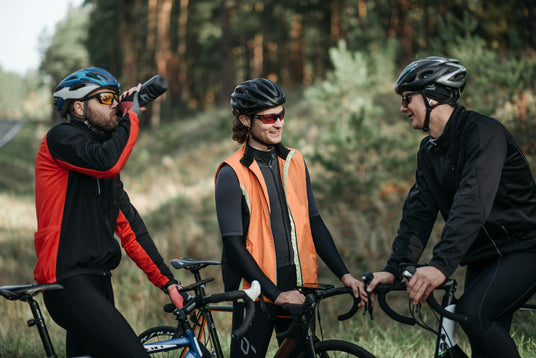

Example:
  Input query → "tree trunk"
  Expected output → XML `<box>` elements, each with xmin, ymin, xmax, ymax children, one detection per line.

<box><xmin>147</xmin><ymin>0</ymin><xmax>157</xmax><ymax>69</ymax></box>
<box><xmin>176</xmin><ymin>0</ymin><xmax>189</xmax><ymax>106</ymax></box>
<box><xmin>117</xmin><ymin>0</ymin><xmax>137</xmax><ymax>86</ymax></box>
<box><xmin>249</xmin><ymin>33</ymin><xmax>264</xmax><ymax>78</ymax></box>
<box><xmin>152</xmin><ymin>0</ymin><xmax>173</xmax><ymax>125</ymax></box>
<box><xmin>219</xmin><ymin>0</ymin><xmax>232</xmax><ymax>106</ymax></box>
<box><xmin>289</xmin><ymin>14</ymin><xmax>304</xmax><ymax>84</ymax></box>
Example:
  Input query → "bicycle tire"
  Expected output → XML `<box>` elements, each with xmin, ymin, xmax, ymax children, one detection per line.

<box><xmin>312</xmin><ymin>339</ymin><xmax>376</xmax><ymax>358</ymax></box>
<box><xmin>138</xmin><ymin>325</ymin><xmax>213</xmax><ymax>357</ymax></box>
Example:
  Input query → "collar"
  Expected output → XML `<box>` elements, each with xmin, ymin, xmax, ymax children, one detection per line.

<box><xmin>240</xmin><ymin>142</ymin><xmax>290</xmax><ymax>167</ymax></box>
<box><xmin>71</xmin><ymin>116</ymin><xmax>111</xmax><ymax>141</ymax></box>
<box><xmin>428</xmin><ymin>105</ymin><xmax>465</xmax><ymax>150</ymax></box>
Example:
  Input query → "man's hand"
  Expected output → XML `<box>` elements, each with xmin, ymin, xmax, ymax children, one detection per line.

<box><xmin>365</xmin><ymin>271</ymin><xmax>395</xmax><ymax>306</ymax></box>
<box><xmin>274</xmin><ymin>290</ymin><xmax>306</xmax><ymax>305</ymax></box>
<box><xmin>119</xmin><ymin>84</ymin><xmax>142</xmax><ymax>116</ymax></box>
<box><xmin>341</xmin><ymin>273</ymin><xmax>368</xmax><ymax>308</ymax></box>
<box><xmin>168</xmin><ymin>284</ymin><xmax>190</xmax><ymax>308</ymax></box>
<box><xmin>406</xmin><ymin>266</ymin><xmax>446</xmax><ymax>305</ymax></box>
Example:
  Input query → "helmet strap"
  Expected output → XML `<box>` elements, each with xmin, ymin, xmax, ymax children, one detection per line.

<box><xmin>83</xmin><ymin>100</ymin><xmax>88</xmax><ymax>121</ymax></box>
<box><xmin>74</xmin><ymin>100</ymin><xmax>99</xmax><ymax>134</ymax></box>
<box><xmin>247</xmin><ymin>118</ymin><xmax>276</xmax><ymax>150</ymax></box>
<box><xmin>249</xmin><ymin>132</ymin><xmax>274</xmax><ymax>151</ymax></box>
<box><xmin>421</xmin><ymin>93</ymin><xmax>441</xmax><ymax>132</ymax></box>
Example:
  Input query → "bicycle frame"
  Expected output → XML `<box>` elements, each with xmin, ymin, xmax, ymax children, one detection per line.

<box><xmin>143</xmin><ymin>328</ymin><xmax>205</xmax><ymax>357</ymax></box>
<box><xmin>273</xmin><ymin>285</ymin><xmax>363</xmax><ymax>357</ymax></box>
<box><xmin>170</xmin><ymin>258</ymin><xmax>231</xmax><ymax>357</ymax></box>
<box><xmin>182</xmin><ymin>303</ymin><xmax>232</xmax><ymax>358</ymax></box>
<box><xmin>433</xmin><ymin>280</ymin><xmax>468</xmax><ymax>358</ymax></box>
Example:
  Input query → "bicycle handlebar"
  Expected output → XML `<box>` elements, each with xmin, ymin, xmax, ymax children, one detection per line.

<box><xmin>276</xmin><ymin>286</ymin><xmax>361</xmax><ymax>341</ymax></box>
<box><xmin>372</xmin><ymin>280</ymin><xmax>467</xmax><ymax>324</ymax></box>
<box><xmin>373</xmin><ymin>282</ymin><xmax>416</xmax><ymax>326</ymax></box>
<box><xmin>199</xmin><ymin>280</ymin><xmax>261</xmax><ymax>339</ymax></box>
<box><xmin>164</xmin><ymin>280</ymin><xmax>261</xmax><ymax>339</ymax></box>
<box><xmin>320</xmin><ymin>286</ymin><xmax>361</xmax><ymax>321</ymax></box>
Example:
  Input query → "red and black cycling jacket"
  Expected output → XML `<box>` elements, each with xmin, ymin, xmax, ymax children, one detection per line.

<box><xmin>34</xmin><ymin>112</ymin><xmax>174</xmax><ymax>290</ymax></box>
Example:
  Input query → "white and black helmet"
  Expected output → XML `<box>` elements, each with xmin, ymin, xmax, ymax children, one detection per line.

<box><xmin>395</xmin><ymin>56</ymin><xmax>466</xmax><ymax>96</ymax></box>
<box><xmin>395</xmin><ymin>57</ymin><xmax>466</xmax><ymax>132</ymax></box>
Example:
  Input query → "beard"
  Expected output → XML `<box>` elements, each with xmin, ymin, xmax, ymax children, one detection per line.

<box><xmin>86</xmin><ymin>105</ymin><xmax>119</xmax><ymax>133</ymax></box>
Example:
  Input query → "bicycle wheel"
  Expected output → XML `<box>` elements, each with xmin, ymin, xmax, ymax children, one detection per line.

<box><xmin>138</xmin><ymin>325</ymin><xmax>212</xmax><ymax>357</ymax></box>
<box><xmin>312</xmin><ymin>339</ymin><xmax>375</xmax><ymax>358</ymax></box>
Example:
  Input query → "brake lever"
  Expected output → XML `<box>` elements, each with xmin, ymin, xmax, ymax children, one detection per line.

<box><xmin>361</xmin><ymin>272</ymin><xmax>374</xmax><ymax>320</ymax></box>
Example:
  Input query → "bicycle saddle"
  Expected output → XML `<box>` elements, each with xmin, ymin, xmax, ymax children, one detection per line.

<box><xmin>0</xmin><ymin>283</ymin><xmax>64</xmax><ymax>301</ymax></box>
<box><xmin>170</xmin><ymin>258</ymin><xmax>221</xmax><ymax>270</ymax></box>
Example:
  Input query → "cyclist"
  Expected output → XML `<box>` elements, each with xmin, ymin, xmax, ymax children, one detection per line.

<box><xmin>366</xmin><ymin>57</ymin><xmax>536</xmax><ymax>358</ymax></box>
<box><xmin>34</xmin><ymin>67</ymin><xmax>187</xmax><ymax>358</ymax></box>
<box><xmin>214</xmin><ymin>78</ymin><xmax>368</xmax><ymax>357</ymax></box>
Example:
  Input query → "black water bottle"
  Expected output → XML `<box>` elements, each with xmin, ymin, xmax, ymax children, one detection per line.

<box><xmin>138</xmin><ymin>75</ymin><xmax>168</xmax><ymax>107</ymax></box>
<box><xmin>117</xmin><ymin>75</ymin><xmax>168</xmax><ymax>116</ymax></box>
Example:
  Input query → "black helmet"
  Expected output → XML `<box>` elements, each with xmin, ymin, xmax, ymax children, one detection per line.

<box><xmin>230</xmin><ymin>78</ymin><xmax>286</xmax><ymax>114</ymax></box>
<box><xmin>394</xmin><ymin>56</ymin><xmax>466</xmax><ymax>95</ymax></box>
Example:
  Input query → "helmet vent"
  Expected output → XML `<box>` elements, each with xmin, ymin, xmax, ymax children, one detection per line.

<box><xmin>70</xmin><ymin>83</ymin><xmax>86</xmax><ymax>91</ymax></box>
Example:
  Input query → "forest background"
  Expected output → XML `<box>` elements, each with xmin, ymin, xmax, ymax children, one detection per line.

<box><xmin>1</xmin><ymin>0</ymin><xmax>536</xmax><ymax>356</ymax></box>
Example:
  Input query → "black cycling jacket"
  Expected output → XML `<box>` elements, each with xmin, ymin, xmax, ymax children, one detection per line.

<box><xmin>385</xmin><ymin>105</ymin><xmax>536</xmax><ymax>279</ymax></box>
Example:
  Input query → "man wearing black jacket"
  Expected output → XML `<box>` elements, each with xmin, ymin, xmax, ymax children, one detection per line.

<box><xmin>366</xmin><ymin>57</ymin><xmax>536</xmax><ymax>358</ymax></box>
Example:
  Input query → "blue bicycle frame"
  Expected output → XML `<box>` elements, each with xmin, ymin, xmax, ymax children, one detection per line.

<box><xmin>143</xmin><ymin>328</ymin><xmax>204</xmax><ymax>357</ymax></box>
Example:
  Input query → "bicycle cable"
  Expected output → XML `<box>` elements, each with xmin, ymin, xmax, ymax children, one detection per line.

<box><xmin>408</xmin><ymin>301</ymin><xmax>438</xmax><ymax>334</ymax></box>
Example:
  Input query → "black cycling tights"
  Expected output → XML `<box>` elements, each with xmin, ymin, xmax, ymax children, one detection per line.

<box><xmin>456</xmin><ymin>251</ymin><xmax>536</xmax><ymax>358</ymax></box>
<box><xmin>43</xmin><ymin>274</ymin><xmax>149</xmax><ymax>358</ymax></box>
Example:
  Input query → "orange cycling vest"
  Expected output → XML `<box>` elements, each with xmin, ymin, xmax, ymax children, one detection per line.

<box><xmin>216</xmin><ymin>144</ymin><xmax>319</xmax><ymax>292</ymax></box>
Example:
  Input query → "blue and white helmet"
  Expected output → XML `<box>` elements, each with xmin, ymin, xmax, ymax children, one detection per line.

<box><xmin>53</xmin><ymin>67</ymin><xmax>120</xmax><ymax>112</ymax></box>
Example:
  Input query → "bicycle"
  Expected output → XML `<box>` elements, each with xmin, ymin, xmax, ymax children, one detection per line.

<box><xmin>271</xmin><ymin>284</ymin><xmax>375</xmax><ymax>357</ymax></box>
<box><xmin>138</xmin><ymin>258</ymin><xmax>233</xmax><ymax>357</ymax></box>
<box><xmin>362</xmin><ymin>265</ymin><xmax>536</xmax><ymax>357</ymax></box>
<box><xmin>140</xmin><ymin>276</ymin><xmax>260</xmax><ymax>357</ymax></box>
<box><xmin>139</xmin><ymin>258</ymin><xmax>375</xmax><ymax>357</ymax></box>
<box><xmin>0</xmin><ymin>278</ymin><xmax>259</xmax><ymax>358</ymax></box>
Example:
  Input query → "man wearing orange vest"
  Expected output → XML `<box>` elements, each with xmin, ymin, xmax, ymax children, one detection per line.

<box><xmin>215</xmin><ymin>78</ymin><xmax>367</xmax><ymax>357</ymax></box>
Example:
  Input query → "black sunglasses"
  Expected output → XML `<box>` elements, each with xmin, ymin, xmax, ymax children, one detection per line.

<box><xmin>401</xmin><ymin>91</ymin><xmax>421</xmax><ymax>107</ymax></box>
<box><xmin>249</xmin><ymin>108</ymin><xmax>285</xmax><ymax>124</ymax></box>
<box><xmin>83</xmin><ymin>92</ymin><xmax>119</xmax><ymax>106</ymax></box>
